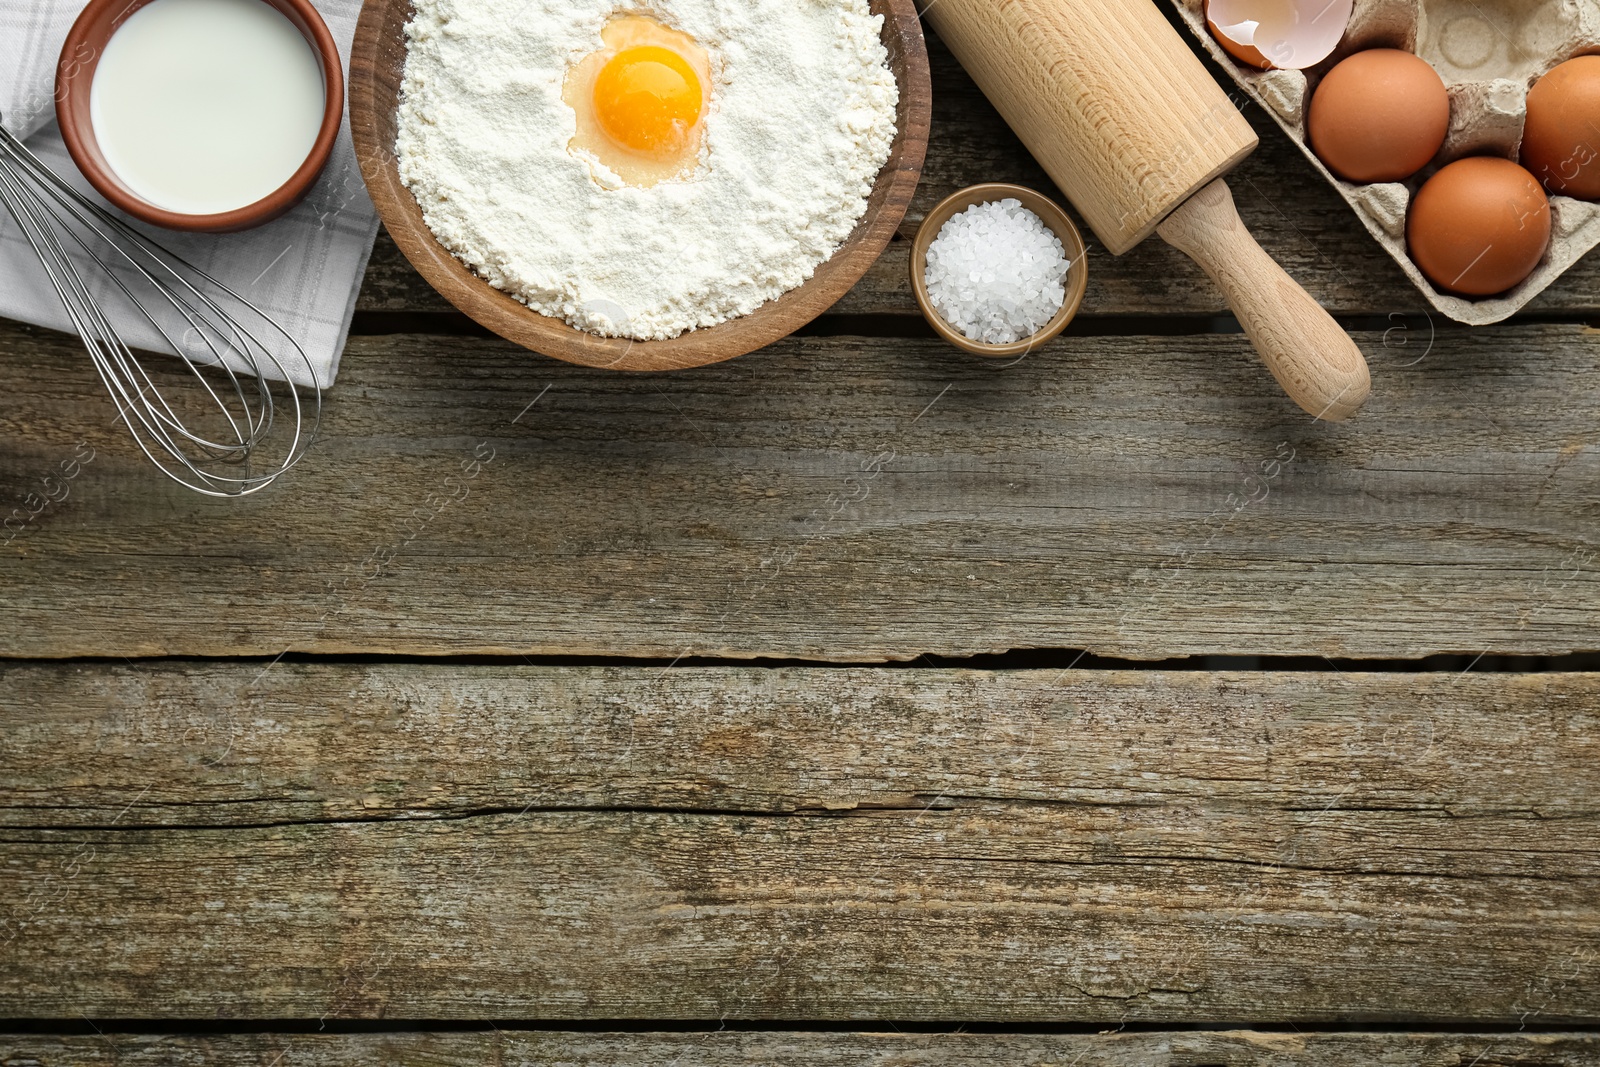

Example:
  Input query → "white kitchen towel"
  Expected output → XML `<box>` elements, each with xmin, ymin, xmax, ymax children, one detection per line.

<box><xmin>0</xmin><ymin>0</ymin><xmax>377</xmax><ymax>387</ymax></box>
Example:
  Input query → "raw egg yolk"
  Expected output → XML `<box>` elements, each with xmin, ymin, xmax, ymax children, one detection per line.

<box><xmin>592</xmin><ymin>46</ymin><xmax>703</xmax><ymax>156</ymax></box>
<box><xmin>562</xmin><ymin>15</ymin><xmax>711</xmax><ymax>188</ymax></box>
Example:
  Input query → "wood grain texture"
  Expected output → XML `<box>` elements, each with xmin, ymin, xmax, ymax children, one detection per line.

<box><xmin>348</xmin><ymin>0</ymin><xmax>930</xmax><ymax>371</ymax></box>
<box><xmin>6</xmin><ymin>1032</ymin><xmax>1600</xmax><ymax>1066</ymax></box>
<box><xmin>2</xmin><ymin>319</ymin><xmax>1597</xmax><ymax>662</ymax></box>
<box><xmin>351</xmin><ymin>30</ymin><xmax>1600</xmax><ymax>318</ymax></box>
<box><xmin>919</xmin><ymin>0</ymin><xmax>1257</xmax><ymax>254</ymax></box>
<box><xmin>1157</xmin><ymin>179</ymin><xmax>1370</xmax><ymax>420</ymax></box>
<box><xmin>2</xmin><ymin>664</ymin><xmax>1597</xmax><ymax>1021</ymax></box>
<box><xmin>6</xmin><ymin>663</ymin><xmax>1599</xmax><ymax>827</ymax></box>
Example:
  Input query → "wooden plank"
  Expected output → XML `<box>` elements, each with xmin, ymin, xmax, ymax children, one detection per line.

<box><xmin>6</xmin><ymin>1032</ymin><xmax>1600</xmax><ymax>1066</ymax></box>
<box><xmin>353</xmin><ymin>30</ymin><xmax>1600</xmax><ymax>318</ymax></box>
<box><xmin>5</xmin><ymin>663</ymin><xmax>1600</xmax><ymax>826</ymax></box>
<box><xmin>2</xmin><ymin>320</ymin><xmax>1597</xmax><ymax>661</ymax></box>
<box><xmin>3</xmin><ymin>665</ymin><xmax>1597</xmax><ymax>1021</ymax></box>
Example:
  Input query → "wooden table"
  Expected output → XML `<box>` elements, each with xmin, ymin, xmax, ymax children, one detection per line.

<box><xmin>4</xmin><ymin>25</ymin><xmax>1599</xmax><ymax>1066</ymax></box>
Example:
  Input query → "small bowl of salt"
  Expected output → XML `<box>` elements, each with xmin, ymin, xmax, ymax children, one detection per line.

<box><xmin>911</xmin><ymin>183</ymin><xmax>1088</xmax><ymax>358</ymax></box>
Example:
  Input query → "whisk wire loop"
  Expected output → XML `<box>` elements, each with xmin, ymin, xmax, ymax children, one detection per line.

<box><xmin>0</xmin><ymin>116</ymin><xmax>320</xmax><ymax>496</ymax></box>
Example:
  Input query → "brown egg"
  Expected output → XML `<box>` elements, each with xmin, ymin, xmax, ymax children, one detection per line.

<box><xmin>1408</xmin><ymin>157</ymin><xmax>1551</xmax><ymax>297</ymax></box>
<box><xmin>1204</xmin><ymin>0</ymin><xmax>1272</xmax><ymax>70</ymax></box>
<box><xmin>1522</xmin><ymin>56</ymin><xmax>1600</xmax><ymax>201</ymax></box>
<box><xmin>1309</xmin><ymin>50</ymin><xmax>1451</xmax><ymax>183</ymax></box>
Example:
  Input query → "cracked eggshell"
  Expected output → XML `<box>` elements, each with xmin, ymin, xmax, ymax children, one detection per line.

<box><xmin>1204</xmin><ymin>0</ymin><xmax>1274</xmax><ymax>68</ymax></box>
<box><xmin>1206</xmin><ymin>0</ymin><xmax>1355</xmax><ymax>70</ymax></box>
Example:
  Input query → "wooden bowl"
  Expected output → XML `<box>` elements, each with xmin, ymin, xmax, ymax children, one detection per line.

<box><xmin>56</xmin><ymin>0</ymin><xmax>344</xmax><ymax>234</ymax></box>
<box><xmin>349</xmin><ymin>0</ymin><xmax>930</xmax><ymax>372</ymax></box>
<box><xmin>910</xmin><ymin>183</ymin><xmax>1090</xmax><ymax>359</ymax></box>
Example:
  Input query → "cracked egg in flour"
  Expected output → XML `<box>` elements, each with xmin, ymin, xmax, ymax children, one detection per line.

<box><xmin>395</xmin><ymin>0</ymin><xmax>898</xmax><ymax>341</ymax></box>
<box><xmin>563</xmin><ymin>15</ymin><xmax>712</xmax><ymax>188</ymax></box>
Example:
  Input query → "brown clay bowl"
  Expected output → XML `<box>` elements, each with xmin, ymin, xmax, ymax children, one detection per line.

<box><xmin>56</xmin><ymin>0</ymin><xmax>345</xmax><ymax>234</ymax></box>
<box><xmin>910</xmin><ymin>183</ymin><xmax>1090</xmax><ymax>359</ymax></box>
<box><xmin>349</xmin><ymin>0</ymin><xmax>930</xmax><ymax>372</ymax></box>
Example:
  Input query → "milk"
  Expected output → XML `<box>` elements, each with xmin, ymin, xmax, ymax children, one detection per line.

<box><xmin>90</xmin><ymin>0</ymin><xmax>326</xmax><ymax>216</ymax></box>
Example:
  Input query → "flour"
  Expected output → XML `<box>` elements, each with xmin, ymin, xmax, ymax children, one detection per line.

<box><xmin>396</xmin><ymin>0</ymin><xmax>899</xmax><ymax>340</ymax></box>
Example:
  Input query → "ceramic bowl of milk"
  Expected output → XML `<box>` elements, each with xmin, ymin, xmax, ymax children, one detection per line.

<box><xmin>56</xmin><ymin>0</ymin><xmax>344</xmax><ymax>233</ymax></box>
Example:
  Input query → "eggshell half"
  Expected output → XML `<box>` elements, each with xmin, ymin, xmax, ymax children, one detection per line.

<box><xmin>1204</xmin><ymin>0</ymin><xmax>1272</xmax><ymax>69</ymax></box>
<box><xmin>1205</xmin><ymin>0</ymin><xmax>1354</xmax><ymax>71</ymax></box>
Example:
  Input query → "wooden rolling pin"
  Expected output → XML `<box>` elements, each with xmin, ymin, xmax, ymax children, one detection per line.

<box><xmin>922</xmin><ymin>0</ymin><xmax>1371</xmax><ymax>420</ymax></box>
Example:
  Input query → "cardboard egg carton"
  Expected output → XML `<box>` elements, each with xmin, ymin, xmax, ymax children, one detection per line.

<box><xmin>1169</xmin><ymin>0</ymin><xmax>1600</xmax><ymax>324</ymax></box>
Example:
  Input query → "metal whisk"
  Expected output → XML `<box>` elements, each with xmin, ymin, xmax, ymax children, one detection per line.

<box><xmin>0</xmin><ymin>116</ymin><xmax>319</xmax><ymax>497</ymax></box>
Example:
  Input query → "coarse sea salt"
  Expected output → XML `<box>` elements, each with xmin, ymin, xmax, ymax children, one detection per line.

<box><xmin>924</xmin><ymin>199</ymin><xmax>1071</xmax><ymax>345</ymax></box>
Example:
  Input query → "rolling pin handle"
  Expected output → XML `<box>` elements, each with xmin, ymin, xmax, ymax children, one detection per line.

<box><xmin>1157</xmin><ymin>179</ymin><xmax>1371</xmax><ymax>422</ymax></box>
